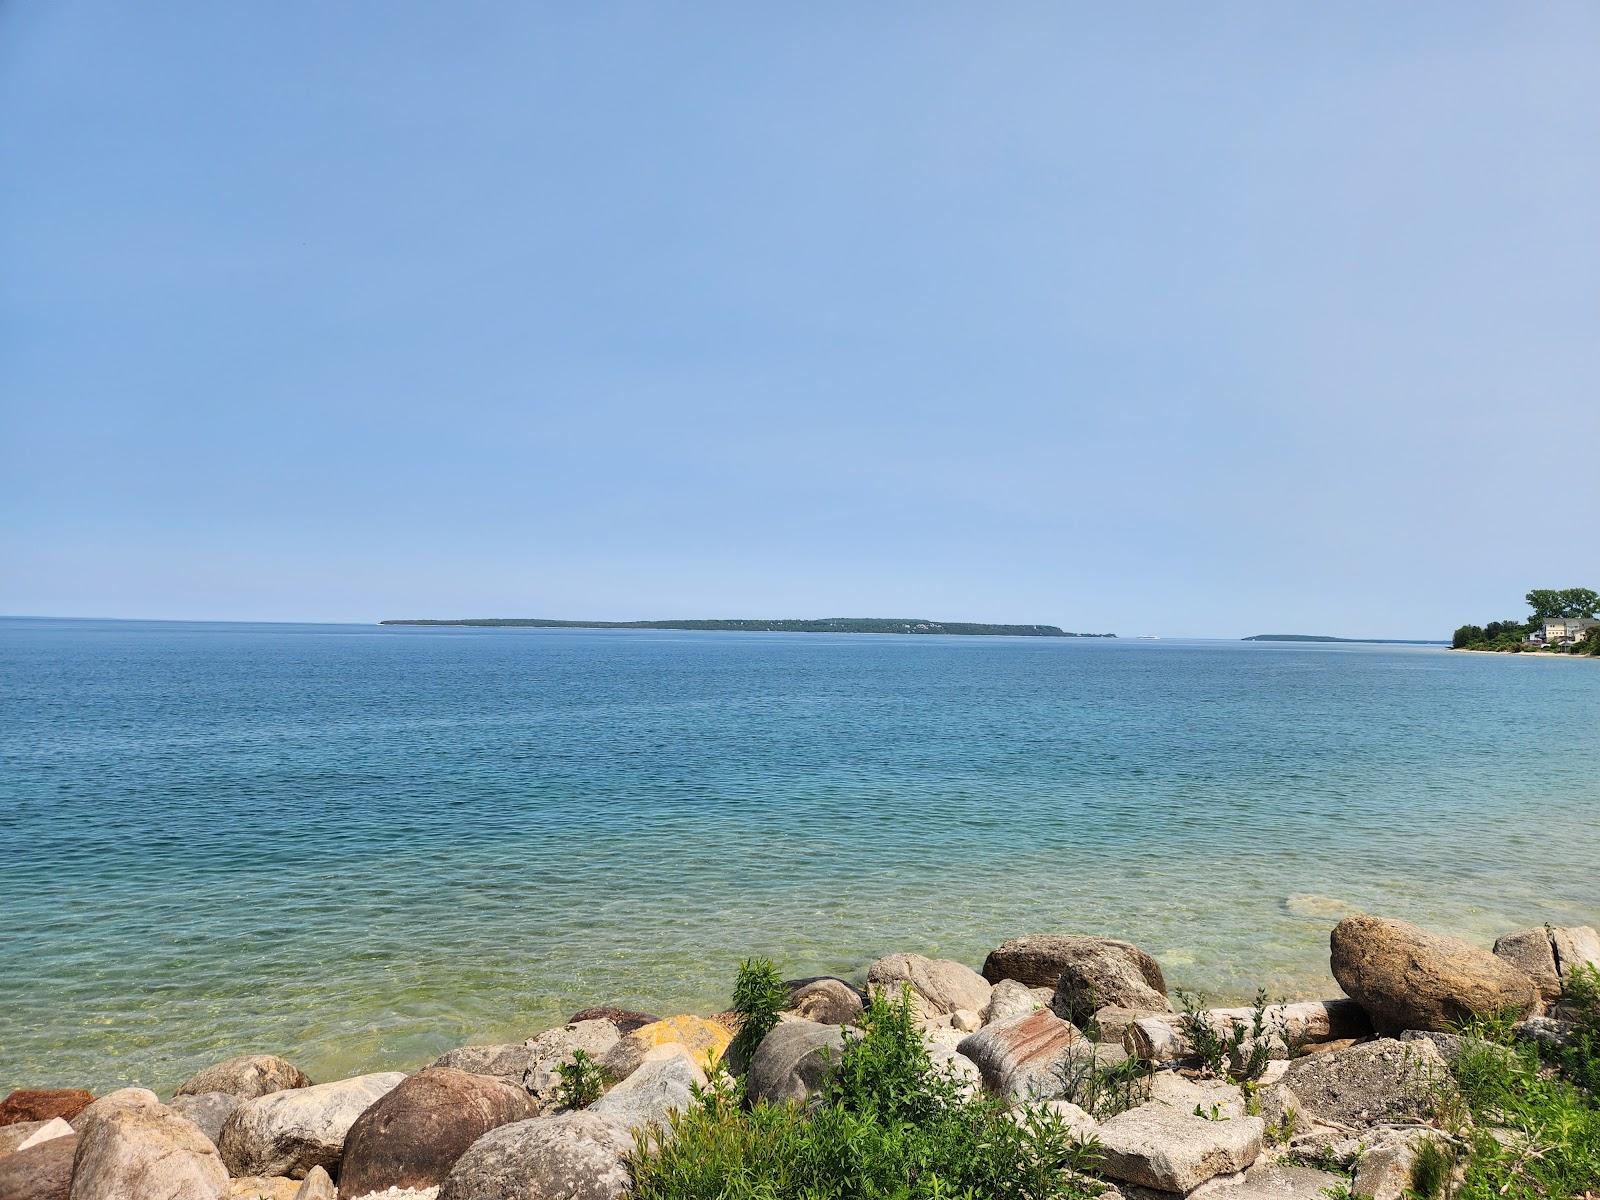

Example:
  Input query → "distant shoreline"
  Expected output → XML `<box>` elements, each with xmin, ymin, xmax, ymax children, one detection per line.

<box><xmin>379</xmin><ymin>617</ymin><xmax>1116</xmax><ymax>638</ymax></box>
<box><xmin>1242</xmin><ymin>633</ymin><xmax>1447</xmax><ymax>645</ymax></box>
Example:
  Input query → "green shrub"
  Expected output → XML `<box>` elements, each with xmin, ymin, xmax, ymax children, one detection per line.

<box><xmin>631</xmin><ymin>986</ymin><xmax>1104</xmax><ymax>1200</ymax></box>
<box><xmin>555</xmin><ymin>1048</ymin><xmax>605</xmax><ymax>1109</ymax></box>
<box><xmin>1429</xmin><ymin>1011</ymin><xmax>1600</xmax><ymax>1200</ymax></box>
<box><xmin>730</xmin><ymin>956</ymin><xmax>790</xmax><ymax>1064</ymax></box>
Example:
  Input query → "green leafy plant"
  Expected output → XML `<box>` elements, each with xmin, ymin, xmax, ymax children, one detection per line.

<box><xmin>555</xmin><ymin>1048</ymin><xmax>605</xmax><ymax>1110</ymax></box>
<box><xmin>1055</xmin><ymin>1050</ymin><xmax>1152</xmax><ymax>1118</ymax></box>
<box><xmin>631</xmin><ymin>984</ymin><xmax>1105</xmax><ymax>1200</ymax></box>
<box><xmin>1193</xmin><ymin>1102</ymin><xmax>1228</xmax><ymax>1121</ymax></box>
<box><xmin>1177</xmin><ymin>989</ymin><xmax>1228</xmax><ymax>1077</ymax></box>
<box><xmin>730</xmin><ymin>956</ymin><xmax>790</xmax><ymax>1064</ymax></box>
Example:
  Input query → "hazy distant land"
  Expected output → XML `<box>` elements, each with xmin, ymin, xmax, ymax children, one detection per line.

<box><xmin>381</xmin><ymin>617</ymin><xmax>1115</xmax><ymax>637</ymax></box>
<box><xmin>1243</xmin><ymin>633</ymin><xmax>1448</xmax><ymax>645</ymax></box>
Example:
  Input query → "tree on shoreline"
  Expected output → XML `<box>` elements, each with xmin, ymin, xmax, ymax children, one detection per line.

<box><xmin>1525</xmin><ymin>587</ymin><xmax>1600</xmax><ymax>620</ymax></box>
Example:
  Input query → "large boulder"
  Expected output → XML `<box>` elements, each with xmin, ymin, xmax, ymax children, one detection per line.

<box><xmin>70</xmin><ymin>1089</ymin><xmax>159</xmax><ymax>1139</ymax></box>
<box><xmin>1552</xmin><ymin>925</ymin><xmax>1600</xmax><ymax>985</ymax></box>
<box><xmin>1095</xmin><ymin>1103</ymin><xmax>1263</xmax><ymax>1193</ymax></box>
<box><xmin>218</xmin><ymin>1071</ymin><xmax>405</xmax><ymax>1179</ymax></box>
<box><xmin>168</xmin><ymin>1092</ymin><xmax>240</xmax><ymax>1150</ymax></box>
<box><xmin>1499</xmin><ymin>925</ymin><xmax>1600</xmax><ymax>1003</ymax></box>
<box><xmin>983</xmin><ymin>936</ymin><xmax>1169</xmax><ymax>1022</ymax></box>
<box><xmin>521</xmin><ymin>1020</ymin><xmax>625</xmax><ymax>1105</ymax></box>
<box><xmin>866</xmin><ymin>953</ymin><xmax>992</xmax><ymax>1019</ymax></box>
<box><xmin>1</xmin><ymin>1091</ymin><xmax>94</xmax><ymax>1128</ymax></box>
<box><xmin>598</xmin><ymin>1016</ymin><xmax>730</xmax><ymax>1084</ymax></box>
<box><xmin>785</xmin><ymin>978</ymin><xmax>865</xmax><ymax>1026</ymax></box>
<box><xmin>956</xmin><ymin>1008</ymin><xmax>1088</xmax><ymax>1102</ymax></box>
<box><xmin>337</xmin><ymin>1066</ymin><xmax>535</xmax><ymax>1198</ymax></box>
<box><xmin>431</xmin><ymin>1043</ymin><xmax>542</xmax><ymax>1087</ymax></box>
<box><xmin>0</xmin><ymin>1133</ymin><xmax>77</xmax><ymax>1200</ymax></box>
<box><xmin>1331</xmin><ymin>914</ymin><xmax>1539</xmax><ymax>1033</ymax></box>
<box><xmin>1279</xmin><ymin>1038</ymin><xmax>1446</xmax><ymax>1127</ymax></box>
<box><xmin>746</xmin><ymin>1020</ymin><xmax>846</xmax><ymax>1106</ymax></box>
<box><xmin>1493</xmin><ymin>928</ymin><xmax>1563</xmax><ymax>1001</ymax></box>
<box><xmin>590</xmin><ymin>1049</ymin><xmax>706</xmax><ymax>1132</ymax></box>
<box><xmin>569</xmin><ymin>1007</ymin><xmax>660</xmax><ymax>1035</ymax></box>
<box><xmin>438</xmin><ymin>1111</ymin><xmax>633</xmax><ymax>1200</ymax></box>
<box><xmin>175</xmin><ymin>1054</ymin><xmax>312</xmax><ymax>1100</ymax></box>
<box><xmin>69</xmin><ymin>1101</ymin><xmax>227</xmax><ymax>1200</ymax></box>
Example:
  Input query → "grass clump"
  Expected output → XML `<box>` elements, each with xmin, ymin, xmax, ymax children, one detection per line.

<box><xmin>1428</xmin><ymin>1005</ymin><xmax>1600</xmax><ymax>1200</ymax></box>
<box><xmin>1056</xmin><ymin>1051</ymin><xmax>1153</xmax><ymax>1119</ymax></box>
<box><xmin>555</xmin><ymin>1048</ymin><xmax>605</xmax><ymax>1109</ymax></box>
<box><xmin>730</xmin><ymin>956</ymin><xmax>790</xmax><ymax>1064</ymax></box>
<box><xmin>631</xmin><ymin>984</ymin><xmax>1105</xmax><ymax>1200</ymax></box>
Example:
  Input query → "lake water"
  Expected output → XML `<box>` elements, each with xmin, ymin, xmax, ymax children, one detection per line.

<box><xmin>2</xmin><ymin>617</ymin><xmax>1598</xmax><ymax>1094</ymax></box>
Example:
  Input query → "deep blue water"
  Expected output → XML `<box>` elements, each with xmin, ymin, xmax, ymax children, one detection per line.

<box><xmin>2</xmin><ymin>617</ymin><xmax>1597</xmax><ymax>1093</ymax></box>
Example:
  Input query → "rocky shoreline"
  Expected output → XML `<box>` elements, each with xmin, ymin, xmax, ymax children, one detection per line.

<box><xmin>1</xmin><ymin>913</ymin><xmax>1596</xmax><ymax>1200</ymax></box>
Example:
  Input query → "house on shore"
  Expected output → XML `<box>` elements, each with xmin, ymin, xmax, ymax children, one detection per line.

<box><xmin>1542</xmin><ymin>616</ymin><xmax>1600</xmax><ymax>644</ymax></box>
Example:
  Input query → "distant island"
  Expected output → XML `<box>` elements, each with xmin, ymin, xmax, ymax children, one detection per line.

<box><xmin>381</xmin><ymin>617</ymin><xmax>1116</xmax><ymax>637</ymax></box>
<box><xmin>1242</xmin><ymin>634</ymin><xmax>1447</xmax><ymax>645</ymax></box>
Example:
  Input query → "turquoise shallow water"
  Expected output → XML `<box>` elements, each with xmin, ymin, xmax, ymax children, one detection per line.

<box><xmin>2</xmin><ymin>617</ymin><xmax>1598</xmax><ymax>1094</ymax></box>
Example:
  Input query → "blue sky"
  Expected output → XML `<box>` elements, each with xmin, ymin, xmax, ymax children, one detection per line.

<box><xmin>2</xmin><ymin>3</ymin><xmax>1596</xmax><ymax>637</ymax></box>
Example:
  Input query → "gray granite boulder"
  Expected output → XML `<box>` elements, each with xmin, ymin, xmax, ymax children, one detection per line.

<box><xmin>175</xmin><ymin>1054</ymin><xmax>312</xmax><ymax>1100</ymax></box>
<box><xmin>69</xmin><ymin>1100</ymin><xmax>227</xmax><ymax>1200</ymax></box>
<box><xmin>747</xmin><ymin>1020</ymin><xmax>846</xmax><ymax>1106</ymax></box>
<box><xmin>866</xmin><ymin>953</ymin><xmax>991</xmax><ymax>1019</ymax></box>
<box><xmin>338</xmin><ymin>1066</ymin><xmax>535</xmax><ymax>1197</ymax></box>
<box><xmin>590</xmin><ymin>1049</ymin><xmax>705</xmax><ymax>1133</ymax></box>
<box><xmin>1279</xmin><ymin>1038</ymin><xmax>1446</xmax><ymax>1127</ymax></box>
<box><xmin>1331</xmin><ymin>913</ymin><xmax>1538</xmax><ymax>1033</ymax></box>
<box><xmin>438</xmin><ymin>1111</ymin><xmax>633</xmax><ymax>1200</ymax></box>
<box><xmin>168</xmin><ymin>1091</ymin><xmax>239</xmax><ymax>1150</ymax></box>
<box><xmin>219</xmin><ymin>1070</ymin><xmax>405</xmax><ymax>1179</ymax></box>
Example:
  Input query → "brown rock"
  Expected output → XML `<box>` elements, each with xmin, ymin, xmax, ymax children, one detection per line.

<box><xmin>175</xmin><ymin>1054</ymin><xmax>312</xmax><ymax>1100</ymax></box>
<box><xmin>224</xmin><ymin>1177</ymin><xmax>300</xmax><ymax>1200</ymax></box>
<box><xmin>785</xmin><ymin>978</ymin><xmax>864</xmax><ymax>1025</ymax></box>
<box><xmin>1331</xmin><ymin>913</ymin><xmax>1539</xmax><ymax>1034</ymax></box>
<box><xmin>338</xmin><ymin>1066</ymin><xmax>535</xmax><ymax>1197</ymax></box>
<box><xmin>568</xmin><ymin>1007</ymin><xmax>660</xmax><ymax>1034</ymax></box>
<box><xmin>0</xmin><ymin>1091</ymin><xmax>93</xmax><ymax>1128</ymax></box>
<box><xmin>0</xmin><ymin>1133</ymin><xmax>76</xmax><ymax>1200</ymax></box>
<box><xmin>981</xmin><ymin>936</ymin><xmax>1169</xmax><ymax>1023</ymax></box>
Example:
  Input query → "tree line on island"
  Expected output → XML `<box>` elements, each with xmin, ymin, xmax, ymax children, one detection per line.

<box><xmin>1453</xmin><ymin>586</ymin><xmax>1600</xmax><ymax>655</ymax></box>
<box><xmin>380</xmin><ymin>617</ymin><xmax>1117</xmax><ymax>638</ymax></box>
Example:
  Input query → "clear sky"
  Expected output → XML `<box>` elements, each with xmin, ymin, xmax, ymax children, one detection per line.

<box><xmin>2</xmin><ymin>3</ymin><xmax>1596</xmax><ymax>637</ymax></box>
